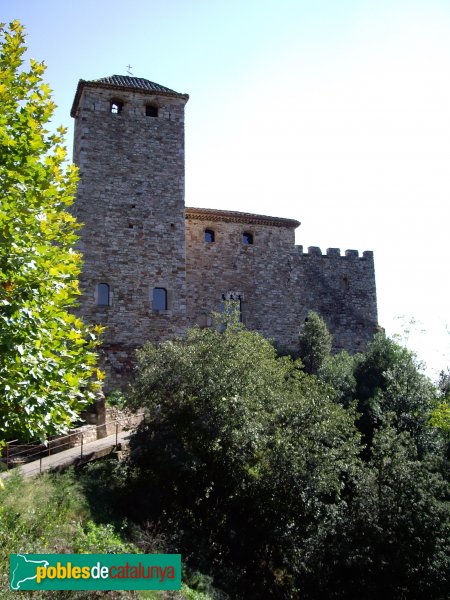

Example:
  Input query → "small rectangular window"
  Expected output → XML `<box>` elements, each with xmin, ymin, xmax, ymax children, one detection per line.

<box><xmin>110</xmin><ymin>100</ymin><xmax>123</xmax><ymax>114</ymax></box>
<box><xmin>153</xmin><ymin>287</ymin><xmax>167</xmax><ymax>311</ymax></box>
<box><xmin>146</xmin><ymin>105</ymin><xmax>158</xmax><ymax>117</ymax></box>
<box><xmin>204</xmin><ymin>229</ymin><xmax>215</xmax><ymax>243</ymax></box>
<box><xmin>97</xmin><ymin>283</ymin><xmax>110</xmax><ymax>306</ymax></box>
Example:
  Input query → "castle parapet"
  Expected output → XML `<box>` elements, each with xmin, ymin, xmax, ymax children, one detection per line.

<box><xmin>296</xmin><ymin>246</ymin><xmax>374</xmax><ymax>260</ymax></box>
<box><xmin>292</xmin><ymin>244</ymin><xmax>378</xmax><ymax>354</ymax></box>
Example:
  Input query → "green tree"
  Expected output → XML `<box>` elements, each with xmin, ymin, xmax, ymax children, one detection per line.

<box><xmin>353</xmin><ymin>333</ymin><xmax>439</xmax><ymax>452</ymax></box>
<box><xmin>427</xmin><ymin>369</ymin><xmax>450</xmax><ymax>437</ymax></box>
<box><xmin>312</xmin><ymin>420</ymin><xmax>450</xmax><ymax>600</ymax></box>
<box><xmin>318</xmin><ymin>350</ymin><xmax>357</xmax><ymax>406</ymax></box>
<box><xmin>125</xmin><ymin>315</ymin><xmax>450</xmax><ymax>599</ymax></box>
<box><xmin>0</xmin><ymin>21</ymin><xmax>101</xmax><ymax>443</ymax></box>
<box><xmin>438</xmin><ymin>368</ymin><xmax>450</xmax><ymax>397</ymax></box>
<box><xmin>128</xmin><ymin>313</ymin><xmax>362</xmax><ymax>598</ymax></box>
<box><xmin>298</xmin><ymin>310</ymin><xmax>332</xmax><ymax>374</ymax></box>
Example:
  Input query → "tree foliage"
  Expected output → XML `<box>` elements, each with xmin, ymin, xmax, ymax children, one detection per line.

<box><xmin>126</xmin><ymin>313</ymin><xmax>449</xmax><ymax>598</ymax></box>
<box><xmin>298</xmin><ymin>310</ymin><xmax>332</xmax><ymax>374</ymax></box>
<box><xmin>432</xmin><ymin>370</ymin><xmax>450</xmax><ymax>433</ymax></box>
<box><xmin>0</xmin><ymin>21</ymin><xmax>101</xmax><ymax>443</ymax></box>
<box><xmin>308</xmin><ymin>419</ymin><xmax>449</xmax><ymax>600</ymax></box>
<box><xmin>128</xmin><ymin>312</ymin><xmax>362</xmax><ymax>597</ymax></box>
<box><xmin>353</xmin><ymin>332</ymin><xmax>440</xmax><ymax>453</ymax></box>
<box><xmin>318</xmin><ymin>350</ymin><xmax>356</xmax><ymax>406</ymax></box>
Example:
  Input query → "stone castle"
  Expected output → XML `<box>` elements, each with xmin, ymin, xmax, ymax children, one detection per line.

<box><xmin>70</xmin><ymin>75</ymin><xmax>378</xmax><ymax>387</ymax></box>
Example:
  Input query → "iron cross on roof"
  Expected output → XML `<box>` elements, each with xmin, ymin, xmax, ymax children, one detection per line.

<box><xmin>126</xmin><ymin>64</ymin><xmax>133</xmax><ymax>75</ymax></box>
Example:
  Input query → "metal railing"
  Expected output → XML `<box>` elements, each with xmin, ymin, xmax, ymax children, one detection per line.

<box><xmin>1</xmin><ymin>411</ymin><xmax>145</xmax><ymax>474</ymax></box>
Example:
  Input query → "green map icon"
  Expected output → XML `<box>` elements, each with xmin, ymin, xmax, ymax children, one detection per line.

<box><xmin>10</xmin><ymin>554</ymin><xmax>49</xmax><ymax>590</ymax></box>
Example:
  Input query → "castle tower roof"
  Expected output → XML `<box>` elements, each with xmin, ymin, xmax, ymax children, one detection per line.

<box><xmin>186</xmin><ymin>207</ymin><xmax>300</xmax><ymax>229</ymax></box>
<box><xmin>70</xmin><ymin>75</ymin><xmax>189</xmax><ymax>117</ymax></box>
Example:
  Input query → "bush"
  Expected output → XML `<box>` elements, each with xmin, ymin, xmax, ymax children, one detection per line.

<box><xmin>127</xmin><ymin>316</ymin><xmax>362</xmax><ymax>597</ymax></box>
<box><xmin>0</xmin><ymin>470</ymin><xmax>134</xmax><ymax>594</ymax></box>
<box><xmin>298</xmin><ymin>311</ymin><xmax>332</xmax><ymax>374</ymax></box>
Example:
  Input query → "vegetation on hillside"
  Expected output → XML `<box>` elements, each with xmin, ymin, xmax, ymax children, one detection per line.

<box><xmin>0</xmin><ymin>470</ymin><xmax>215</xmax><ymax>599</ymax></box>
<box><xmin>1</xmin><ymin>304</ymin><xmax>448</xmax><ymax>600</ymax></box>
<box><xmin>119</xmin><ymin>308</ymin><xmax>449</xmax><ymax>599</ymax></box>
<box><xmin>0</xmin><ymin>20</ymin><xmax>102</xmax><ymax>444</ymax></box>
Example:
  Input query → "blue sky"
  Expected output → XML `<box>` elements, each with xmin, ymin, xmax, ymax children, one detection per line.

<box><xmin>3</xmin><ymin>0</ymin><xmax>450</xmax><ymax>374</ymax></box>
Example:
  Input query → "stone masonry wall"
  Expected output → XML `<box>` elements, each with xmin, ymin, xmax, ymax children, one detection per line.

<box><xmin>186</xmin><ymin>218</ymin><xmax>378</xmax><ymax>354</ymax></box>
<box><xmin>72</xmin><ymin>84</ymin><xmax>188</xmax><ymax>386</ymax></box>
<box><xmin>291</xmin><ymin>246</ymin><xmax>378</xmax><ymax>353</ymax></box>
<box><xmin>186</xmin><ymin>216</ymin><xmax>296</xmax><ymax>347</ymax></box>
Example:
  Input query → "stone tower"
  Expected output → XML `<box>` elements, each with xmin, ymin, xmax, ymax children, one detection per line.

<box><xmin>71</xmin><ymin>75</ymin><xmax>189</xmax><ymax>381</ymax></box>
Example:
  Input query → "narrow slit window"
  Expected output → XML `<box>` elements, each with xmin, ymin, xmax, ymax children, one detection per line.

<box><xmin>243</xmin><ymin>231</ymin><xmax>253</xmax><ymax>245</ymax></box>
<box><xmin>146</xmin><ymin>104</ymin><xmax>158</xmax><ymax>117</ymax></box>
<box><xmin>153</xmin><ymin>287</ymin><xmax>167</xmax><ymax>311</ymax></box>
<box><xmin>230</xmin><ymin>294</ymin><xmax>243</xmax><ymax>322</ymax></box>
<box><xmin>204</xmin><ymin>229</ymin><xmax>215</xmax><ymax>243</ymax></box>
<box><xmin>97</xmin><ymin>283</ymin><xmax>110</xmax><ymax>306</ymax></box>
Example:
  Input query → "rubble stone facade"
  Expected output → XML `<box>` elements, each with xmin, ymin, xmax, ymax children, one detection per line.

<box><xmin>71</xmin><ymin>76</ymin><xmax>378</xmax><ymax>388</ymax></box>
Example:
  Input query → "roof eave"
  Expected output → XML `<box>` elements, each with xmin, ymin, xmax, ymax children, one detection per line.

<box><xmin>185</xmin><ymin>207</ymin><xmax>300</xmax><ymax>229</ymax></box>
<box><xmin>70</xmin><ymin>79</ymin><xmax>189</xmax><ymax>117</ymax></box>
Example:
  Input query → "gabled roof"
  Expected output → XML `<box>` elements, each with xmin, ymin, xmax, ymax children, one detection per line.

<box><xmin>186</xmin><ymin>207</ymin><xmax>300</xmax><ymax>229</ymax></box>
<box><xmin>92</xmin><ymin>75</ymin><xmax>183</xmax><ymax>94</ymax></box>
<box><xmin>71</xmin><ymin>75</ymin><xmax>189</xmax><ymax>116</ymax></box>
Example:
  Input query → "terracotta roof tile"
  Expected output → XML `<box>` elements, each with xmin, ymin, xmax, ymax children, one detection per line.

<box><xmin>71</xmin><ymin>75</ymin><xmax>188</xmax><ymax>116</ymax></box>
<box><xmin>93</xmin><ymin>75</ymin><xmax>181</xmax><ymax>94</ymax></box>
<box><xmin>185</xmin><ymin>207</ymin><xmax>300</xmax><ymax>228</ymax></box>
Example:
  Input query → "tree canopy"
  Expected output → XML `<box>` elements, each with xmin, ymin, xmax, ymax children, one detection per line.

<box><xmin>126</xmin><ymin>312</ymin><xmax>449</xmax><ymax>598</ymax></box>
<box><xmin>298</xmin><ymin>310</ymin><xmax>332</xmax><ymax>374</ymax></box>
<box><xmin>0</xmin><ymin>21</ymin><xmax>101</xmax><ymax>443</ymax></box>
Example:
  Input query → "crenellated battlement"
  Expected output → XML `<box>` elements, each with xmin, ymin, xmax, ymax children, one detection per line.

<box><xmin>295</xmin><ymin>246</ymin><xmax>374</xmax><ymax>260</ymax></box>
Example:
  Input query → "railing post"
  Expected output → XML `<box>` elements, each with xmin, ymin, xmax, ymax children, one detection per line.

<box><xmin>6</xmin><ymin>442</ymin><xmax>9</xmax><ymax>470</ymax></box>
<box><xmin>115</xmin><ymin>423</ymin><xmax>118</xmax><ymax>446</ymax></box>
<box><xmin>80</xmin><ymin>433</ymin><xmax>83</xmax><ymax>458</ymax></box>
<box><xmin>40</xmin><ymin>457</ymin><xmax>42</xmax><ymax>474</ymax></box>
